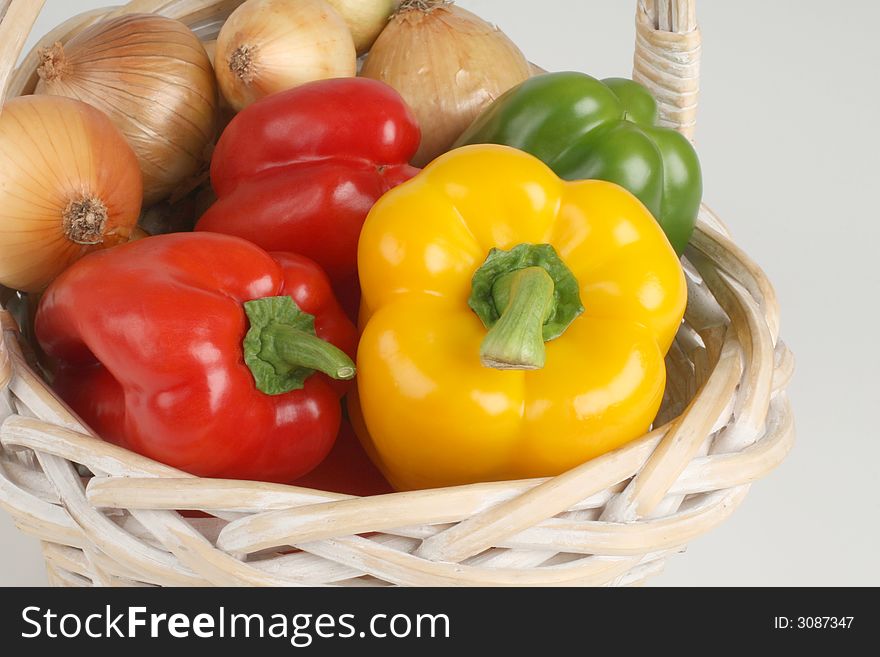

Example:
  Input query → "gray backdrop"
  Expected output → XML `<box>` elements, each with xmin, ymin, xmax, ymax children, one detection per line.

<box><xmin>1</xmin><ymin>0</ymin><xmax>877</xmax><ymax>586</ymax></box>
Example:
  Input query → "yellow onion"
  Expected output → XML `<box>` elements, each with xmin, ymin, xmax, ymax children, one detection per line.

<box><xmin>530</xmin><ymin>61</ymin><xmax>548</xmax><ymax>76</ymax></box>
<box><xmin>0</xmin><ymin>96</ymin><xmax>142</xmax><ymax>293</ymax></box>
<box><xmin>35</xmin><ymin>14</ymin><xmax>218</xmax><ymax>206</ymax></box>
<box><xmin>203</xmin><ymin>40</ymin><xmax>238</xmax><ymax>133</ymax></box>
<box><xmin>361</xmin><ymin>0</ymin><xmax>531</xmax><ymax>166</ymax></box>
<box><xmin>215</xmin><ymin>0</ymin><xmax>357</xmax><ymax>112</ymax></box>
<box><xmin>324</xmin><ymin>0</ymin><xmax>399</xmax><ymax>54</ymax></box>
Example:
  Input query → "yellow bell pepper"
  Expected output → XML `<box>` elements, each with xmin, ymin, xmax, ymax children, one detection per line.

<box><xmin>351</xmin><ymin>145</ymin><xmax>687</xmax><ymax>491</ymax></box>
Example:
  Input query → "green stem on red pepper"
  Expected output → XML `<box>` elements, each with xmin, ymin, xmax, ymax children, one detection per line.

<box><xmin>244</xmin><ymin>296</ymin><xmax>355</xmax><ymax>395</ymax></box>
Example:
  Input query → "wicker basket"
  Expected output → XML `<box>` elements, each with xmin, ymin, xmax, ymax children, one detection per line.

<box><xmin>0</xmin><ymin>0</ymin><xmax>794</xmax><ymax>587</ymax></box>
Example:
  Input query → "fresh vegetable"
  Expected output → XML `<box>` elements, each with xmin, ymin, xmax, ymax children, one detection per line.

<box><xmin>35</xmin><ymin>14</ymin><xmax>218</xmax><ymax>206</ymax></box>
<box><xmin>324</xmin><ymin>0</ymin><xmax>399</xmax><ymax>54</ymax></box>
<box><xmin>351</xmin><ymin>145</ymin><xmax>686</xmax><ymax>490</ymax></box>
<box><xmin>215</xmin><ymin>0</ymin><xmax>356</xmax><ymax>112</ymax></box>
<box><xmin>196</xmin><ymin>77</ymin><xmax>420</xmax><ymax>317</ymax></box>
<box><xmin>35</xmin><ymin>232</ymin><xmax>358</xmax><ymax>483</ymax></box>
<box><xmin>361</xmin><ymin>0</ymin><xmax>531</xmax><ymax>167</ymax></box>
<box><xmin>456</xmin><ymin>72</ymin><xmax>703</xmax><ymax>254</ymax></box>
<box><xmin>294</xmin><ymin>421</ymin><xmax>393</xmax><ymax>496</ymax></box>
<box><xmin>0</xmin><ymin>95</ymin><xmax>142</xmax><ymax>293</ymax></box>
<box><xmin>202</xmin><ymin>40</ymin><xmax>237</xmax><ymax>134</ymax></box>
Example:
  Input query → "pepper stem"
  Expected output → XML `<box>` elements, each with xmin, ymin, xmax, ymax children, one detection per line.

<box><xmin>257</xmin><ymin>323</ymin><xmax>355</xmax><ymax>381</ymax></box>
<box><xmin>480</xmin><ymin>267</ymin><xmax>555</xmax><ymax>370</ymax></box>
<box><xmin>243</xmin><ymin>296</ymin><xmax>355</xmax><ymax>396</ymax></box>
<box><xmin>468</xmin><ymin>243</ymin><xmax>584</xmax><ymax>372</ymax></box>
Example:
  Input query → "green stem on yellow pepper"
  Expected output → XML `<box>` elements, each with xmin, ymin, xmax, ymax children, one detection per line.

<box><xmin>468</xmin><ymin>243</ymin><xmax>584</xmax><ymax>371</ymax></box>
<box><xmin>480</xmin><ymin>267</ymin><xmax>555</xmax><ymax>369</ymax></box>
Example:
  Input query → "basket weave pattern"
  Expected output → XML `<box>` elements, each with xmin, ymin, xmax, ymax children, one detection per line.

<box><xmin>0</xmin><ymin>0</ymin><xmax>794</xmax><ymax>586</ymax></box>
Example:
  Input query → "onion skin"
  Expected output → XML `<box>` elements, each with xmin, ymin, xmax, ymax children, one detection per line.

<box><xmin>361</xmin><ymin>1</ymin><xmax>531</xmax><ymax>166</ymax></box>
<box><xmin>215</xmin><ymin>0</ymin><xmax>357</xmax><ymax>112</ymax></box>
<box><xmin>34</xmin><ymin>14</ymin><xmax>218</xmax><ymax>206</ymax></box>
<box><xmin>203</xmin><ymin>40</ymin><xmax>238</xmax><ymax>134</ymax></box>
<box><xmin>324</xmin><ymin>0</ymin><xmax>399</xmax><ymax>54</ymax></box>
<box><xmin>0</xmin><ymin>96</ymin><xmax>142</xmax><ymax>293</ymax></box>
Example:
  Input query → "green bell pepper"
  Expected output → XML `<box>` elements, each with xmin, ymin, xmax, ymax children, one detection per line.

<box><xmin>455</xmin><ymin>72</ymin><xmax>702</xmax><ymax>254</ymax></box>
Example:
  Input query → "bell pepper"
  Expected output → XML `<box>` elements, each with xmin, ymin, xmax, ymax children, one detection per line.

<box><xmin>294</xmin><ymin>421</ymin><xmax>393</xmax><ymax>497</ymax></box>
<box><xmin>196</xmin><ymin>77</ymin><xmax>421</xmax><ymax>316</ymax></box>
<box><xmin>351</xmin><ymin>145</ymin><xmax>687</xmax><ymax>490</ymax></box>
<box><xmin>456</xmin><ymin>72</ymin><xmax>702</xmax><ymax>254</ymax></box>
<box><xmin>35</xmin><ymin>232</ymin><xmax>358</xmax><ymax>483</ymax></box>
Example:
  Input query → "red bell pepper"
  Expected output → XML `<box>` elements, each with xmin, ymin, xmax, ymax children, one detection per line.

<box><xmin>195</xmin><ymin>78</ymin><xmax>421</xmax><ymax>316</ymax></box>
<box><xmin>35</xmin><ymin>232</ymin><xmax>358</xmax><ymax>483</ymax></box>
<box><xmin>293</xmin><ymin>421</ymin><xmax>392</xmax><ymax>497</ymax></box>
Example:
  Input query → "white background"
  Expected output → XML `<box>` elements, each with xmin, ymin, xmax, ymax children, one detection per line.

<box><xmin>1</xmin><ymin>0</ymin><xmax>878</xmax><ymax>586</ymax></box>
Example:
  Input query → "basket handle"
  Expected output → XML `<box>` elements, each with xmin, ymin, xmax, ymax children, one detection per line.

<box><xmin>0</xmin><ymin>0</ymin><xmax>45</xmax><ymax>104</ymax></box>
<box><xmin>633</xmin><ymin>0</ymin><xmax>701</xmax><ymax>139</ymax></box>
